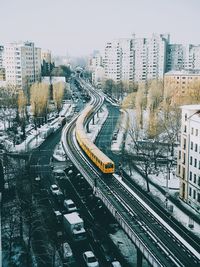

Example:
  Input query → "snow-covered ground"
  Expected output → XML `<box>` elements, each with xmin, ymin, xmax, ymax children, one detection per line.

<box><xmin>10</xmin><ymin>103</ymin><xmax>73</xmax><ymax>153</ymax></box>
<box><xmin>87</xmin><ymin>106</ymin><xmax>109</xmax><ymax>142</ymax></box>
<box><xmin>115</xmin><ymin>108</ymin><xmax>200</xmax><ymax>237</ymax></box>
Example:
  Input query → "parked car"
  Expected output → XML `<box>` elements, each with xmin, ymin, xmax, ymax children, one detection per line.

<box><xmin>63</xmin><ymin>199</ymin><xmax>77</xmax><ymax>213</ymax></box>
<box><xmin>53</xmin><ymin>210</ymin><xmax>62</xmax><ymax>224</ymax></box>
<box><xmin>83</xmin><ymin>251</ymin><xmax>99</xmax><ymax>267</ymax></box>
<box><xmin>50</xmin><ymin>184</ymin><xmax>60</xmax><ymax>195</ymax></box>
<box><xmin>111</xmin><ymin>261</ymin><xmax>122</xmax><ymax>267</ymax></box>
<box><xmin>62</xmin><ymin>242</ymin><xmax>75</xmax><ymax>264</ymax></box>
<box><xmin>53</xmin><ymin>169</ymin><xmax>66</xmax><ymax>180</ymax></box>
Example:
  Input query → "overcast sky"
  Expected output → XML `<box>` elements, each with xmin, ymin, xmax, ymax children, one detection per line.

<box><xmin>1</xmin><ymin>0</ymin><xmax>200</xmax><ymax>56</ymax></box>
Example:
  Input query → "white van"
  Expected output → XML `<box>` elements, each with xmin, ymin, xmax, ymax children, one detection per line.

<box><xmin>63</xmin><ymin>199</ymin><xmax>77</xmax><ymax>213</ymax></box>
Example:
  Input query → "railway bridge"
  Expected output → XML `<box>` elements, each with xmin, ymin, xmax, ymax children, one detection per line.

<box><xmin>62</xmin><ymin>78</ymin><xmax>200</xmax><ymax>267</ymax></box>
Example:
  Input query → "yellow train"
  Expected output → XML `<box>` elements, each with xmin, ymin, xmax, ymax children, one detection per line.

<box><xmin>75</xmin><ymin>105</ymin><xmax>115</xmax><ymax>174</ymax></box>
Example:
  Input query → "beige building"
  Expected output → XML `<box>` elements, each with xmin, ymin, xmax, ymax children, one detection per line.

<box><xmin>177</xmin><ymin>105</ymin><xmax>200</xmax><ymax>212</ymax></box>
<box><xmin>164</xmin><ymin>70</ymin><xmax>200</xmax><ymax>104</ymax></box>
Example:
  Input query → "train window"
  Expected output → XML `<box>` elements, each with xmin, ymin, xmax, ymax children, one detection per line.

<box><xmin>105</xmin><ymin>163</ymin><xmax>113</xmax><ymax>169</ymax></box>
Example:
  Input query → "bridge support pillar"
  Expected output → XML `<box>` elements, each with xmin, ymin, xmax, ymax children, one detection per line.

<box><xmin>137</xmin><ymin>249</ymin><xmax>143</xmax><ymax>267</ymax></box>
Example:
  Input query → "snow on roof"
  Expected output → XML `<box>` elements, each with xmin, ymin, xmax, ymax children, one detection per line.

<box><xmin>64</xmin><ymin>212</ymin><xmax>83</xmax><ymax>224</ymax></box>
<box><xmin>181</xmin><ymin>104</ymin><xmax>200</xmax><ymax>111</ymax></box>
<box><xmin>165</xmin><ymin>70</ymin><xmax>200</xmax><ymax>76</ymax></box>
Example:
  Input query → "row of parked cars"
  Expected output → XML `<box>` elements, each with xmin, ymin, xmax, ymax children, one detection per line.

<box><xmin>49</xmin><ymin>177</ymin><xmax>101</xmax><ymax>267</ymax></box>
<box><xmin>50</xmin><ymin>169</ymin><xmax>122</xmax><ymax>267</ymax></box>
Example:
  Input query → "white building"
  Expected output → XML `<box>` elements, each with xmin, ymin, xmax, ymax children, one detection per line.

<box><xmin>92</xmin><ymin>66</ymin><xmax>105</xmax><ymax>88</ymax></box>
<box><xmin>104</xmin><ymin>38</ymin><xmax>134</xmax><ymax>85</ymax></box>
<box><xmin>104</xmin><ymin>34</ymin><xmax>169</xmax><ymax>84</ymax></box>
<box><xmin>134</xmin><ymin>34</ymin><xmax>169</xmax><ymax>82</ymax></box>
<box><xmin>3</xmin><ymin>41</ymin><xmax>41</xmax><ymax>90</ymax></box>
<box><xmin>177</xmin><ymin>105</ymin><xmax>200</xmax><ymax>212</ymax></box>
<box><xmin>0</xmin><ymin>46</ymin><xmax>4</xmax><ymax>68</ymax></box>
<box><xmin>88</xmin><ymin>52</ymin><xmax>103</xmax><ymax>72</ymax></box>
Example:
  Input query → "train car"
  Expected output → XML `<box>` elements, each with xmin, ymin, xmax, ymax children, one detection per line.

<box><xmin>75</xmin><ymin>106</ymin><xmax>115</xmax><ymax>174</ymax></box>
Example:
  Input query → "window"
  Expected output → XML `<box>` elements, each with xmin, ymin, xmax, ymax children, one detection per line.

<box><xmin>182</xmin><ymin>167</ymin><xmax>185</xmax><ymax>179</ymax></box>
<box><xmin>183</xmin><ymin>138</ymin><xmax>186</xmax><ymax>149</ymax></box>
<box><xmin>191</xmin><ymin>128</ymin><xmax>194</xmax><ymax>135</ymax></box>
<box><xmin>196</xmin><ymin>129</ymin><xmax>198</xmax><ymax>136</ymax></box>
<box><xmin>183</xmin><ymin>153</ymin><xmax>186</xmax><ymax>164</ymax></box>
<box><xmin>184</xmin><ymin>125</ymin><xmax>187</xmax><ymax>133</ymax></box>
<box><xmin>194</xmin><ymin>174</ymin><xmax>196</xmax><ymax>183</ymax></box>
<box><xmin>189</xmin><ymin>187</ymin><xmax>192</xmax><ymax>196</ymax></box>
<box><xmin>189</xmin><ymin>171</ymin><xmax>192</xmax><ymax>181</ymax></box>
<box><xmin>194</xmin><ymin>158</ymin><xmax>197</xmax><ymax>167</ymax></box>
<box><xmin>178</xmin><ymin>165</ymin><xmax>181</xmax><ymax>174</ymax></box>
<box><xmin>190</xmin><ymin>156</ymin><xmax>193</xmax><ymax>165</ymax></box>
<box><xmin>198</xmin><ymin>193</ymin><xmax>200</xmax><ymax>203</ymax></box>
<box><xmin>195</xmin><ymin>144</ymin><xmax>198</xmax><ymax>152</ymax></box>
<box><xmin>193</xmin><ymin>190</ymin><xmax>196</xmax><ymax>199</ymax></box>
<box><xmin>191</xmin><ymin>141</ymin><xmax>193</xmax><ymax>150</ymax></box>
<box><xmin>199</xmin><ymin>177</ymin><xmax>200</xmax><ymax>186</ymax></box>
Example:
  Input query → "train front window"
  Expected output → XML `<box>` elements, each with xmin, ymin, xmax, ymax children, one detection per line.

<box><xmin>105</xmin><ymin>163</ymin><xmax>113</xmax><ymax>169</ymax></box>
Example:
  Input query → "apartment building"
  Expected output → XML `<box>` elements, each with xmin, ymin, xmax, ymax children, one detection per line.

<box><xmin>166</xmin><ymin>44</ymin><xmax>185</xmax><ymax>71</ymax></box>
<box><xmin>104</xmin><ymin>40</ymin><xmax>121</xmax><ymax>83</ymax></box>
<box><xmin>134</xmin><ymin>34</ymin><xmax>169</xmax><ymax>82</ymax></box>
<box><xmin>3</xmin><ymin>41</ymin><xmax>41</xmax><ymax>90</ymax></box>
<box><xmin>92</xmin><ymin>66</ymin><xmax>105</xmax><ymax>88</ymax></box>
<box><xmin>41</xmin><ymin>49</ymin><xmax>54</xmax><ymax>76</ymax></box>
<box><xmin>0</xmin><ymin>46</ymin><xmax>4</xmax><ymax>68</ymax></box>
<box><xmin>164</xmin><ymin>70</ymin><xmax>200</xmax><ymax>104</ymax></box>
<box><xmin>104</xmin><ymin>34</ymin><xmax>168</xmax><ymax>84</ymax></box>
<box><xmin>0</xmin><ymin>46</ymin><xmax>6</xmax><ymax>82</ymax></box>
<box><xmin>177</xmin><ymin>105</ymin><xmax>200</xmax><ymax>212</ymax></box>
<box><xmin>88</xmin><ymin>52</ymin><xmax>103</xmax><ymax>72</ymax></box>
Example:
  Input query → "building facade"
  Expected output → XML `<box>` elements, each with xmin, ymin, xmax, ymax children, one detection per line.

<box><xmin>166</xmin><ymin>44</ymin><xmax>185</xmax><ymax>72</ymax></box>
<box><xmin>92</xmin><ymin>66</ymin><xmax>105</xmax><ymax>88</ymax></box>
<box><xmin>104</xmin><ymin>34</ymin><xmax>169</xmax><ymax>84</ymax></box>
<box><xmin>3</xmin><ymin>41</ymin><xmax>41</xmax><ymax>90</ymax></box>
<box><xmin>41</xmin><ymin>50</ymin><xmax>54</xmax><ymax>76</ymax></box>
<box><xmin>177</xmin><ymin>105</ymin><xmax>200</xmax><ymax>212</ymax></box>
<box><xmin>134</xmin><ymin>34</ymin><xmax>169</xmax><ymax>82</ymax></box>
<box><xmin>164</xmin><ymin>70</ymin><xmax>200</xmax><ymax>104</ymax></box>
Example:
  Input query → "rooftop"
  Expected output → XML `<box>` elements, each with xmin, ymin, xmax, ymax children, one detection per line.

<box><xmin>165</xmin><ymin>69</ymin><xmax>200</xmax><ymax>76</ymax></box>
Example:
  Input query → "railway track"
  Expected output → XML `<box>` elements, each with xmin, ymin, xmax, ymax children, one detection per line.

<box><xmin>62</xmin><ymin>78</ymin><xmax>200</xmax><ymax>267</ymax></box>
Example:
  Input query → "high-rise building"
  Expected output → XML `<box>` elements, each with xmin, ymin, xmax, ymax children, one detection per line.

<box><xmin>104</xmin><ymin>34</ymin><xmax>169</xmax><ymax>84</ymax></box>
<box><xmin>3</xmin><ymin>41</ymin><xmax>41</xmax><ymax>90</ymax></box>
<box><xmin>88</xmin><ymin>52</ymin><xmax>103</xmax><ymax>72</ymax></box>
<box><xmin>104</xmin><ymin>40</ymin><xmax>121</xmax><ymax>83</ymax></box>
<box><xmin>166</xmin><ymin>44</ymin><xmax>185</xmax><ymax>71</ymax></box>
<box><xmin>177</xmin><ymin>105</ymin><xmax>200</xmax><ymax>212</ymax></box>
<box><xmin>0</xmin><ymin>46</ymin><xmax>4</xmax><ymax>68</ymax></box>
<box><xmin>134</xmin><ymin>34</ymin><xmax>169</xmax><ymax>82</ymax></box>
<box><xmin>104</xmin><ymin>38</ymin><xmax>134</xmax><ymax>85</ymax></box>
<box><xmin>41</xmin><ymin>50</ymin><xmax>54</xmax><ymax>76</ymax></box>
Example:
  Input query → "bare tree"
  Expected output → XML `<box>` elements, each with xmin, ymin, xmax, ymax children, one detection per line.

<box><xmin>147</xmin><ymin>80</ymin><xmax>163</xmax><ymax>138</ymax></box>
<box><xmin>53</xmin><ymin>81</ymin><xmax>65</xmax><ymax>113</ymax></box>
<box><xmin>30</xmin><ymin>82</ymin><xmax>49</xmax><ymax>128</ymax></box>
<box><xmin>135</xmin><ymin>82</ymin><xmax>147</xmax><ymax>129</ymax></box>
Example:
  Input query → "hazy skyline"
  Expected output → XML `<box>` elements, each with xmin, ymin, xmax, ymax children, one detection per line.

<box><xmin>1</xmin><ymin>0</ymin><xmax>200</xmax><ymax>56</ymax></box>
